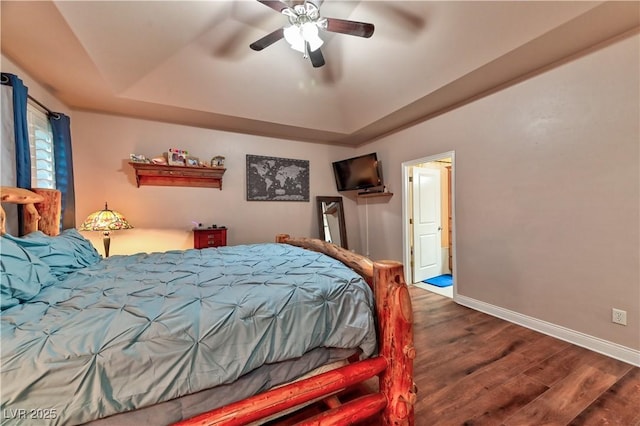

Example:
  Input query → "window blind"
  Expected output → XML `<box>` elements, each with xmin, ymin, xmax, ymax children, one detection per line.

<box><xmin>27</xmin><ymin>101</ymin><xmax>55</xmax><ymax>189</ymax></box>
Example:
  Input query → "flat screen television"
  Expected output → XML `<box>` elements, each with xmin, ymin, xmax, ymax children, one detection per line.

<box><xmin>332</xmin><ymin>153</ymin><xmax>383</xmax><ymax>192</ymax></box>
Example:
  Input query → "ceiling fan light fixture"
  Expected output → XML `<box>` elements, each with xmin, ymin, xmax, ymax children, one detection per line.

<box><xmin>302</xmin><ymin>23</ymin><xmax>323</xmax><ymax>51</ymax></box>
<box><xmin>284</xmin><ymin>23</ymin><xmax>323</xmax><ymax>54</ymax></box>
<box><xmin>283</xmin><ymin>25</ymin><xmax>306</xmax><ymax>53</ymax></box>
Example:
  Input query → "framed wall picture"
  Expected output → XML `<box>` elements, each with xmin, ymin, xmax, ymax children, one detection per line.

<box><xmin>246</xmin><ymin>154</ymin><xmax>309</xmax><ymax>201</ymax></box>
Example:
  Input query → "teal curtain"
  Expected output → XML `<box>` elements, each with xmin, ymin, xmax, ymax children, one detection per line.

<box><xmin>1</xmin><ymin>73</ymin><xmax>30</xmax><ymax>189</ymax></box>
<box><xmin>50</xmin><ymin>113</ymin><xmax>76</xmax><ymax>230</ymax></box>
<box><xmin>1</xmin><ymin>72</ymin><xmax>31</xmax><ymax>234</ymax></box>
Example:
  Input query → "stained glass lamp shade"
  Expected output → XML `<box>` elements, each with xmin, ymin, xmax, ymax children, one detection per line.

<box><xmin>79</xmin><ymin>203</ymin><xmax>133</xmax><ymax>257</ymax></box>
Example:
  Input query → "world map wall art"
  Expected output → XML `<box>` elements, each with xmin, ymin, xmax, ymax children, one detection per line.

<box><xmin>246</xmin><ymin>154</ymin><xmax>310</xmax><ymax>201</ymax></box>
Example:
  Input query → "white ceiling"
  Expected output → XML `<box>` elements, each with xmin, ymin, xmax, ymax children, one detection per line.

<box><xmin>1</xmin><ymin>1</ymin><xmax>638</xmax><ymax>146</ymax></box>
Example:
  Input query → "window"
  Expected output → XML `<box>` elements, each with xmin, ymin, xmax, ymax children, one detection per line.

<box><xmin>27</xmin><ymin>100</ymin><xmax>55</xmax><ymax>189</ymax></box>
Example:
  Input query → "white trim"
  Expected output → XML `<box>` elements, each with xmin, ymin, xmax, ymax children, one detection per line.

<box><xmin>401</xmin><ymin>151</ymin><xmax>457</xmax><ymax>296</ymax></box>
<box><xmin>456</xmin><ymin>295</ymin><xmax>640</xmax><ymax>367</ymax></box>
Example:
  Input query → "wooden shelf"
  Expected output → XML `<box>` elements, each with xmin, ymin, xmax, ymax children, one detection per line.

<box><xmin>129</xmin><ymin>162</ymin><xmax>226</xmax><ymax>189</ymax></box>
<box><xmin>357</xmin><ymin>192</ymin><xmax>393</xmax><ymax>200</ymax></box>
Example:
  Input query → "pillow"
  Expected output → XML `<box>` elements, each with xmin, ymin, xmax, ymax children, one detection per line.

<box><xmin>1</xmin><ymin>236</ymin><xmax>56</xmax><ymax>310</ymax></box>
<box><xmin>8</xmin><ymin>229</ymin><xmax>101</xmax><ymax>278</ymax></box>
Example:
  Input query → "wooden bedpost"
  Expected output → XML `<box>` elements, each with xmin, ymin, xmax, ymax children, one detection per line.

<box><xmin>275</xmin><ymin>233</ymin><xmax>289</xmax><ymax>243</ymax></box>
<box><xmin>0</xmin><ymin>204</ymin><xmax>5</xmax><ymax>235</ymax></box>
<box><xmin>22</xmin><ymin>203</ymin><xmax>41</xmax><ymax>235</ymax></box>
<box><xmin>277</xmin><ymin>234</ymin><xmax>416</xmax><ymax>424</ymax></box>
<box><xmin>29</xmin><ymin>188</ymin><xmax>61</xmax><ymax>236</ymax></box>
<box><xmin>0</xmin><ymin>187</ymin><xmax>45</xmax><ymax>235</ymax></box>
<box><xmin>374</xmin><ymin>260</ymin><xmax>416</xmax><ymax>425</ymax></box>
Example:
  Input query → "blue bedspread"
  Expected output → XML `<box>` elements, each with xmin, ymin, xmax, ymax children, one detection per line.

<box><xmin>0</xmin><ymin>243</ymin><xmax>376</xmax><ymax>425</ymax></box>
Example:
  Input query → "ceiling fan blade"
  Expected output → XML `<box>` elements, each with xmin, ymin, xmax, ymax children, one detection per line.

<box><xmin>250</xmin><ymin>28</ymin><xmax>284</xmax><ymax>51</ymax></box>
<box><xmin>308</xmin><ymin>44</ymin><xmax>325</xmax><ymax>68</ymax></box>
<box><xmin>324</xmin><ymin>18</ymin><xmax>375</xmax><ymax>38</ymax></box>
<box><xmin>257</xmin><ymin>0</ymin><xmax>291</xmax><ymax>13</ymax></box>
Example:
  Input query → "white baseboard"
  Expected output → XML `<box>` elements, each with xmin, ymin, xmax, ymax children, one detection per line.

<box><xmin>455</xmin><ymin>295</ymin><xmax>640</xmax><ymax>367</ymax></box>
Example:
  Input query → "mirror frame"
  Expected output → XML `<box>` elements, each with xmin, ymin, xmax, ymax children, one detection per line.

<box><xmin>316</xmin><ymin>196</ymin><xmax>348</xmax><ymax>250</ymax></box>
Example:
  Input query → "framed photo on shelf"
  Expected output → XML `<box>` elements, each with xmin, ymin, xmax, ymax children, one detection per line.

<box><xmin>246</xmin><ymin>154</ymin><xmax>309</xmax><ymax>201</ymax></box>
<box><xmin>168</xmin><ymin>148</ymin><xmax>188</xmax><ymax>166</ymax></box>
<box><xmin>211</xmin><ymin>156</ymin><xmax>225</xmax><ymax>167</ymax></box>
<box><xmin>185</xmin><ymin>156</ymin><xmax>200</xmax><ymax>167</ymax></box>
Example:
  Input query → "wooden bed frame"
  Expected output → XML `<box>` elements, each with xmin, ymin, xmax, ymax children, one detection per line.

<box><xmin>0</xmin><ymin>186</ymin><xmax>61</xmax><ymax>236</ymax></box>
<box><xmin>0</xmin><ymin>186</ymin><xmax>416</xmax><ymax>425</ymax></box>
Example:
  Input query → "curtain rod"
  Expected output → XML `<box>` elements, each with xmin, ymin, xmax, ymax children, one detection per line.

<box><xmin>29</xmin><ymin>95</ymin><xmax>61</xmax><ymax>119</ymax></box>
<box><xmin>28</xmin><ymin>95</ymin><xmax>54</xmax><ymax>116</ymax></box>
<box><xmin>2</xmin><ymin>73</ymin><xmax>59</xmax><ymax>118</ymax></box>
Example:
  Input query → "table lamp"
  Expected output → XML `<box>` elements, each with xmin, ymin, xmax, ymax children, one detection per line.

<box><xmin>79</xmin><ymin>202</ymin><xmax>133</xmax><ymax>257</ymax></box>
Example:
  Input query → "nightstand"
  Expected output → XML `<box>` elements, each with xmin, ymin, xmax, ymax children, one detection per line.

<box><xmin>193</xmin><ymin>227</ymin><xmax>227</xmax><ymax>249</ymax></box>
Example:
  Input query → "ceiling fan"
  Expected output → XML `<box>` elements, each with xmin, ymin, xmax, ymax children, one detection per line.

<box><xmin>249</xmin><ymin>0</ymin><xmax>375</xmax><ymax>68</ymax></box>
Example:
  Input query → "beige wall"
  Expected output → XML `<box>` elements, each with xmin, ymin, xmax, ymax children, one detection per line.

<box><xmin>70</xmin><ymin>112</ymin><xmax>361</xmax><ymax>254</ymax></box>
<box><xmin>355</xmin><ymin>33</ymin><xmax>640</xmax><ymax>350</ymax></box>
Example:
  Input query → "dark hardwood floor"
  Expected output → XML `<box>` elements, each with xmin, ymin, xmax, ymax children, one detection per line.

<box><xmin>408</xmin><ymin>286</ymin><xmax>640</xmax><ymax>426</ymax></box>
<box><xmin>272</xmin><ymin>286</ymin><xmax>640</xmax><ymax>425</ymax></box>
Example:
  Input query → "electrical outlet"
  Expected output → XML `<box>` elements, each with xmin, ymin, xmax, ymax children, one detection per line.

<box><xmin>612</xmin><ymin>308</ymin><xmax>627</xmax><ymax>326</ymax></box>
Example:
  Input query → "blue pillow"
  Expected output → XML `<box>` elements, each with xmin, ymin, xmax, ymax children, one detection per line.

<box><xmin>0</xmin><ymin>236</ymin><xmax>56</xmax><ymax>310</ymax></box>
<box><xmin>9</xmin><ymin>229</ymin><xmax>101</xmax><ymax>278</ymax></box>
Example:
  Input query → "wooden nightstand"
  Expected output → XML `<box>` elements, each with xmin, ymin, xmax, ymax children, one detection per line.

<box><xmin>193</xmin><ymin>227</ymin><xmax>227</xmax><ymax>249</ymax></box>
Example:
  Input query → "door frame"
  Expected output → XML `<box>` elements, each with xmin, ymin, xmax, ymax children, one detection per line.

<box><xmin>401</xmin><ymin>151</ymin><xmax>457</xmax><ymax>294</ymax></box>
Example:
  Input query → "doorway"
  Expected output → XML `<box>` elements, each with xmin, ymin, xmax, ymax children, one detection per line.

<box><xmin>402</xmin><ymin>152</ymin><xmax>455</xmax><ymax>299</ymax></box>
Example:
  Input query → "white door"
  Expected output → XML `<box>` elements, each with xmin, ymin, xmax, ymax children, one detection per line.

<box><xmin>412</xmin><ymin>167</ymin><xmax>442</xmax><ymax>282</ymax></box>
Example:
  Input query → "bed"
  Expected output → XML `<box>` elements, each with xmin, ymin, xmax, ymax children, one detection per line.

<box><xmin>0</xmin><ymin>186</ymin><xmax>415</xmax><ymax>425</ymax></box>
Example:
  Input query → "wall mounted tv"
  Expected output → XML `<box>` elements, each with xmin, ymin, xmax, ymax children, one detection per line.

<box><xmin>332</xmin><ymin>152</ymin><xmax>384</xmax><ymax>193</ymax></box>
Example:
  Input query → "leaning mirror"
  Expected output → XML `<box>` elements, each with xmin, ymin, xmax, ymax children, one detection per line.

<box><xmin>316</xmin><ymin>196</ymin><xmax>348</xmax><ymax>249</ymax></box>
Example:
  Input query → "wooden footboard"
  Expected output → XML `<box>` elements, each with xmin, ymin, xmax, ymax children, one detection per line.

<box><xmin>176</xmin><ymin>235</ymin><xmax>416</xmax><ymax>425</ymax></box>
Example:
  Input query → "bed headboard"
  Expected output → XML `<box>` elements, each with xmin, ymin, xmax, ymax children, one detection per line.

<box><xmin>0</xmin><ymin>186</ymin><xmax>62</xmax><ymax>236</ymax></box>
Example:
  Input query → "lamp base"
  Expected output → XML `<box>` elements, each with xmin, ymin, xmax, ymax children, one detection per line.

<box><xmin>102</xmin><ymin>231</ymin><xmax>111</xmax><ymax>258</ymax></box>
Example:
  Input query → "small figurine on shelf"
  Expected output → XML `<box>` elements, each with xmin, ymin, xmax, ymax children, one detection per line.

<box><xmin>211</xmin><ymin>156</ymin><xmax>225</xmax><ymax>167</ymax></box>
<box><xmin>130</xmin><ymin>154</ymin><xmax>149</xmax><ymax>163</ymax></box>
<box><xmin>151</xmin><ymin>156</ymin><xmax>167</xmax><ymax>165</ymax></box>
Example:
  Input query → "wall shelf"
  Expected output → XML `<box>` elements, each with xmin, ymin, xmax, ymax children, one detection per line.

<box><xmin>129</xmin><ymin>162</ymin><xmax>226</xmax><ymax>189</ymax></box>
<box><xmin>357</xmin><ymin>191</ymin><xmax>393</xmax><ymax>200</ymax></box>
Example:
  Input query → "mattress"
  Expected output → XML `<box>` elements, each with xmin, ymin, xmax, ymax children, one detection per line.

<box><xmin>1</xmin><ymin>243</ymin><xmax>376</xmax><ymax>425</ymax></box>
